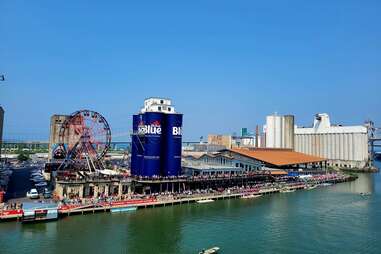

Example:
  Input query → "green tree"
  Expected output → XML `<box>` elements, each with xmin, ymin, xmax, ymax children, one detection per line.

<box><xmin>17</xmin><ymin>152</ymin><xmax>30</xmax><ymax>162</ymax></box>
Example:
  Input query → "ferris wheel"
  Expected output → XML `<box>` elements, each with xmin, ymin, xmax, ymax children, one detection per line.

<box><xmin>58</xmin><ymin>110</ymin><xmax>111</xmax><ymax>171</ymax></box>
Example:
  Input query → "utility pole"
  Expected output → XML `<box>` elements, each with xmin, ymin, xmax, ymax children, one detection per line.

<box><xmin>0</xmin><ymin>74</ymin><xmax>5</xmax><ymax>164</ymax></box>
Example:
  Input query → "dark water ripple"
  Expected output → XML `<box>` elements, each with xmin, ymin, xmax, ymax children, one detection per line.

<box><xmin>1</xmin><ymin>163</ymin><xmax>381</xmax><ymax>254</ymax></box>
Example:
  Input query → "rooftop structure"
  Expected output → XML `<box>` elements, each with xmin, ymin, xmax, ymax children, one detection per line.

<box><xmin>295</xmin><ymin>113</ymin><xmax>367</xmax><ymax>134</ymax></box>
<box><xmin>140</xmin><ymin>97</ymin><xmax>175</xmax><ymax>114</ymax></box>
<box><xmin>228</xmin><ymin>148</ymin><xmax>326</xmax><ymax>167</ymax></box>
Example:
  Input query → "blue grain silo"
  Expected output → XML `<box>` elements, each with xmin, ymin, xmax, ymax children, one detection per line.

<box><xmin>131</xmin><ymin>98</ymin><xmax>182</xmax><ymax>177</ymax></box>
<box><xmin>163</xmin><ymin>113</ymin><xmax>183</xmax><ymax>176</ymax></box>
<box><xmin>141</xmin><ymin>112</ymin><xmax>163</xmax><ymax>177</ymax></box>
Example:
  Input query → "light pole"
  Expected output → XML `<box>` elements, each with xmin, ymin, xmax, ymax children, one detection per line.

<box><xmin>0</xmin><ymin>74</ymin><xmax>5</xmax><ymax>164</ymax></box>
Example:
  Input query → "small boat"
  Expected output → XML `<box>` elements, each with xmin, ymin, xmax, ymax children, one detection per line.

<box><xmin>196</xmin><ymin>199</ymin><xmax>215</xmax><ymax>204</ymax></box>
<box><xmin>320</xmin><ymin>183</ymin><xmax>333</xmax><ymax>187</ymax></box>
<box><xmin>241</xmin><ymin>194</ymin><xmax>262</xmax><ymax>199</ymax></box>
<box><xmin>280</xmin><ymin>189</ymin><xmax>295</xmax><ymax>193</ymax></box>
<box><xmin>360</xmin><ymin>192</ymin><xmax>371</xmax><ymax>196</ymax></box>
<box><xmin>307</xmin><ymin>185</ymin><xmax>317</xmax><ymax>190</ymax></box>
<box><xmin>22</xmin><ymin>208</ymin><xmax>58</xmax><ymax>223</ymax></box>
<box><xmin>111</xmin><ymin>206</ymin><xmax>138</xmax><ymax>213</ymax></box>
<box><xmin>199</xmin><ymin>247</ymin><xmax>220</xmax><ymax>254</ymax></box>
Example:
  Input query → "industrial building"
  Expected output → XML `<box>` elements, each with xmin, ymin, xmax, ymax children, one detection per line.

<box><xmin>208</xmin><ymin>134</ymin><xmax>233</xmax><ymax>148</ymax></box>
<box><xmin>264</xmin><ymin>114</ymin><xmax>295</xmax><ymax>149</ymax></box>
<box><xmin>0</xmin><ymin>106</ymin><xmax>4</xmax><ymax>161</ymax></box>
<box><xmin>294</xmin><ymin>113</ymin><xmax>369</xmax><ymax>169</ymax></box>
<box><xmin>131</xmin><ymin>98</ymin><xmax>183</xmax><ymax>177</ymax></box>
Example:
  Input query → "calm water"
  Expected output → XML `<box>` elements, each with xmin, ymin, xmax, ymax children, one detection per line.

<box><xmin>1</xmin><ymin>163</ymin><xmax>381</xmax><ymax>254</ymax></box>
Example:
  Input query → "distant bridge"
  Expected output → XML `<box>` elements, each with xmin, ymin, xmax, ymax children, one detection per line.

<box><xmin>1</xmin><ymin>140</ymin><xmax>200</xmax><ymax>151</ymax></box>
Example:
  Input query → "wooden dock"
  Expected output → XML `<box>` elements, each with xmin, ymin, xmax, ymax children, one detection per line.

<box><xmin>1</xmin><ymin>175</ymin><xmax>357</xmax><ymax>222</ymax></box>
<box><xmin>59</xmin><ymin>187</ymin><xmax>283</xmax><ymax>216</ymax></box>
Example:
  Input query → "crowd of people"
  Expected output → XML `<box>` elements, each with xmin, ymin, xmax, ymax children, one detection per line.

<box><xmin>1</xmin><ymin>172</ymin><xmax>352</xmax><ymax>213</ymax></box>
<box><xmin>135</xmin><ymin>171</ymin><xmax>276</xmax><ymax>182</ymax></box>
<box><xmin>59</xmin><ymin>181</ymin><xmax>303</xmax><ymax>206</ymax></box>
<box><xmin>2</xmin><ymin>202</ymin><xmax>23</xmax><ymax>211</ymax></box>
<box><xmin>56</xmin><ymin>170</ymin><xmax>302</xmax><ymax>183</ymax></box>
<box><xmin>59</xmin><ymin>172</ymin><xmax>351</xmax><ymax>206</ymax></box>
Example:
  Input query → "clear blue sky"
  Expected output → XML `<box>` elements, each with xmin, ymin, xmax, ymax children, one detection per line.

<box><xmin>1</xmin><ymin>0</ymin><xmax>380</xmax><ymax>141</ymax></box>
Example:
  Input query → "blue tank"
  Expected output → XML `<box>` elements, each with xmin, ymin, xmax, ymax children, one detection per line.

<box><xmin>136</xmin><ymin>114</ymin><xmax>145</xmax><ymax>176</ymax></box>
<box><xmin>141</xmin><ymin>112</ymin><xmax>163</xmax><ymax>177</ymax></box>
<box><xmin>163</xmin><ymin>114</ymin><xmax>183</xmax><ymax>176</ymax></box>
<box><xmin>131</xmin><ymin>114</ymin><xmax>140</xmax><ymax>176</ymax></box>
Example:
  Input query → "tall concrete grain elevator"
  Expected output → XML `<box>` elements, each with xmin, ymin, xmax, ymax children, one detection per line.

<box><xmin>131</xmin><ymin>98</ymin><xmax>183</xmax><ymax>177</ymax></box>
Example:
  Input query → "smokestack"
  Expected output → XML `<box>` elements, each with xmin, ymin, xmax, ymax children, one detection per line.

<box><xmin>255</xmin><ymin>125</ymin><xmax>259</xmax><ymax>148</ymax></box>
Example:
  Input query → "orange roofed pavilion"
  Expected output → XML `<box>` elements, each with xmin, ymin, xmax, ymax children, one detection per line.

<box><xmin>229</xmin><ymin>148</ymin><xmax>327</xmax><ymax>167</ymax></box>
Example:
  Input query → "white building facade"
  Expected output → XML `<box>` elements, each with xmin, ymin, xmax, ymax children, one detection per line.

<box><xmin>294</xmin><ymin>113</ymin><xmax>369</xmax><ymax>169</ymax></box>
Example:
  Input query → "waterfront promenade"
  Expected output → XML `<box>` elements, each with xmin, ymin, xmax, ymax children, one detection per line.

<box><xmin>0</xmin><ymin>173</ymin><xmax>355</xmax><ymax>221</ymax></box>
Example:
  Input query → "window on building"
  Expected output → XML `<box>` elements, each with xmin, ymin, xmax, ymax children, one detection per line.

<box><xmin>168</xmin><ymin>107</ymin><xmax>171</xmax><ymax>111</ymax></box>
<box><xmin>236</xmin><ymin>163</ymin><xmax>239</xmax><ymax>167</ymax></box>
<box><xmin>160</xmin><ymin>100</ymin><xmax>164</xmax><ymax>104</ymax></box>
<box><xmin>158</xmin><ymin>106</ymin><xmax>162</xmax><ymax>111</ymax></box>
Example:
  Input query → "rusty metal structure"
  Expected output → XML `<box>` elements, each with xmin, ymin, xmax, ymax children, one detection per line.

<box><xmin>366</xmin><ymin>120</ymin><xmax>381</xmax><ymax>166</ymax></box>
<box><xmin>57</xmin><ymin>110</ymin><xmax>111</xmax><ymax>172</ymax></box>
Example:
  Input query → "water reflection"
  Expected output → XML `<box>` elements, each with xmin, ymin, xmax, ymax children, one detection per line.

<box><xmin>333</xmin><ymin>173</ymin><xmax>374</xmax><ymax>194</ymax></box>
<box><xmin>21</xmin><ymin>221</ymin><xmax>57</xmax><ymax>235</ymax></box>
<box><xmin>125</xmin><ymin>207</ymin><xmax>184</xmax><ymax>253</ymax></box>
<box><xmin>1</xmin><ymin>165</ymin><xmax>380</xmax><ymax>254</ymax></box>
